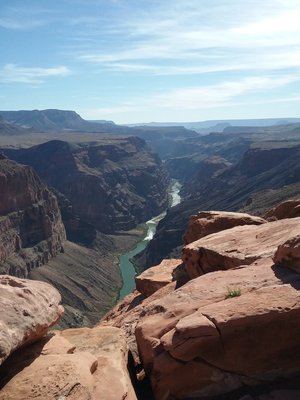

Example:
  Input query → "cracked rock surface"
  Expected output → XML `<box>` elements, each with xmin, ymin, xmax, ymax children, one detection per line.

<box><xmin>0</xmin><ymin>326</ymin><xmax>137</xmax><ymax>400</ymax></box>
<box><xmin>133</xmin><ymin>217</ymin><xmax>300</xmax><ymax>399</ymax></box>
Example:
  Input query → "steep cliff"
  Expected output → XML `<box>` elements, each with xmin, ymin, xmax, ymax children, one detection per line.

<box><xmin>0</xmin><ymin>156</ymin><xmax>66</xmax><ymax>277</ymax></box>
<box><xmin>2</xmin><ymin>137</ymin><xmax>169</xmax><ymax>234</ymax></box>
<box><xmin>136</xmin><ymin>143</ymin><xmax>300</xmax><ymax>269</ymax></box>
<box><xmin>103</xmin><ymin>208</ymin><xmax>300</xmax><ymax>400</ymax></box>
<box><xmin>0</xmin><ymin>156</ymin><xmax>123</xmax><ymax>327</ymax></box>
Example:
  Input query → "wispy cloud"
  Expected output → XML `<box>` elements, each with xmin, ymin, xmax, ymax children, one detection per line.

<box><xmin>0</xmin><ymin>64</ymin><xmax>70</xmax><ymax>84</ymax></box>
<box><xmin>85</xmin><ymin>72</ymin><xmax>300</xmax><ymax>120</ymax></box>
<box><xmin>76</xmin><ymin>0</ymin><xmax>300</xmax><ymax>76</ymax></box>
<box><xmin>0</xmin><ymin>4</ymin><xmax>55</xmax><ymax>30</ymax></box>
<box><xmin>0</xmin><ymin>18</ymin><xmax>45</xmax><ymax>30</ymax></box>
<box><xmin>154</xmin><ymin>75</ymin><xmax>300</xmax><ymax>109</ymax></box>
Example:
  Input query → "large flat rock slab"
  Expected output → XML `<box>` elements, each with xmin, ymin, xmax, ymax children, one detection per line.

<box><xmin>183</xmin><ymin>210</ymin><xmax>266</xmax><ymax>245</ymax></box>
<box><xmin>0</xmin><ymin>275</ymin><xmax>63</xmax><ymax>366</ymax></box>
<box><xmin>182</xmin><ymin>217</ymin><xmax>300</xmax><ymax>278</ymax></box>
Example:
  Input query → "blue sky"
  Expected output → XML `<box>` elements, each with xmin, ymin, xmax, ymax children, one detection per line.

<box><xmin>1</xmin><ymin>0</ymin><xmax>300</xmax><ymax>123</ymax></box>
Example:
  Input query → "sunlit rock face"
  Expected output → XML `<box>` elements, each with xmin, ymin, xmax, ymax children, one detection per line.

<box><xmin>0</xmin><ymin>157</ymin><xmax>66</xmax><ymax>277</ymax></box>
<box><xmin>0</xmin><ymin>275</ymin><xmax>64</xmax><ymax>366</ymax></box>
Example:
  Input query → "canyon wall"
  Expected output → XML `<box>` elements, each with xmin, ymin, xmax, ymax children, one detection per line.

<box><xmin>0</xmin><ymin>155</ymin><xmax>66</xmax><ymax>277</ymax></box>
<box><xmin>2</xmin><ymin>137</ymin><xmax>169</xmax><ymax>235</ymax></box>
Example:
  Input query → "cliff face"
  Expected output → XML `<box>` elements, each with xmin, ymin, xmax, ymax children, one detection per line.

<box><xmin>2</xmin><ymin>204</ymin><xmax>300</xmax><ymax>399</ymax></box>
<box><xmin>136</xmin><ymin>143</ymin><xmax>300</xmax><ymax>269</ymax></box>
<box><xmin>103</xmin><ymin>207</ymin><xmax>300</xmax><ymax>400</ymax></box>
<box><xmin>0</xmin><ymin>156</ymin><xmax>66</xmax><ymax>277</ymax></box>
<box><xmin>2</xmin><ymin>137</ymin><xmax>169</xmax><ymax>234</ymax></box>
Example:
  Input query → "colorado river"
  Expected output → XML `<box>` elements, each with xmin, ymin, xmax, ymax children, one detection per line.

<box><xmin>118</xmin><ymin>179</ymin><xmax>181</xmax><ymax>300</ymax></box>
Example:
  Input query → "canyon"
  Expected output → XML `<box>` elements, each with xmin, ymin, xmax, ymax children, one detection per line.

<box><xmin>0</xmin><ymin>134</ymin><xmax>169</xmax><ymax>327</ymax></box>
<box><xmin>1</xmin><ymin>110</ymin><xmax>300</xmax><ymax>399</ymax></box>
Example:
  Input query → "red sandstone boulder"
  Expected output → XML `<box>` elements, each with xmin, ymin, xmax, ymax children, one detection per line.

<box><xmin>0</xmin><ymin>326</ymin><xmax>137</xmax><ymax>400</ymax></box>
<box><xmin>0</xmin><ymin>275</ymin><xmax>63</xmax><ymax>365</ymax></box>
<box><xmin>135</xmin><ymin>259</ymin><xmax>182</xmax><ymax>297</ymax></box>
<box><xmin>264</xmin><ymin>199</ymin><xmax>300</xmax><ymax>220</ymax></box>
<box><xmin>135</xmin><ymin>261</ymin><xmax>300</xmax><ymax>399</ymax></box>
<box><xmin>182</xmin><ymin>217</ymin><xmax>300</xmax><ymax>279</ymax></box>
<box><xmin>273</xmin><ymin>234</ymin><xmax>300</xmax><ymax>273</ymax></box>
<box><xmin>183</xmin><ymin>211</ymin><xmax>266</xmax><ymax>245</ymax></box>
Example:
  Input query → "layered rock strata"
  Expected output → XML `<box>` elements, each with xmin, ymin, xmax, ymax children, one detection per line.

<box><xmin>0</xmin><ymin>157</ymin><xmax>66</xmax><ymax>277</ymax></box>
<box><xmin>2</xmin><ymin>137</ymin><xmax>169</xmax><ymax>234</ymax></box>
<box><xmin>136</xmin><ymin>144</ymin><xmax>300</xmax><ymax>268</ymax></box>
<box><xmin>104</xmin><ymin>210</ymin><xmax>300</xmax><ymax>399</ymax></box>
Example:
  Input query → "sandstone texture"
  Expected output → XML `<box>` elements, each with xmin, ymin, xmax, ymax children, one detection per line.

<box><xmin>2</xmin><ymin>137</ymin><xmax>169</xmax><ymax>234</ymax></box>
<box><xmin>273</xmin><ymin>234</ymin><xmax>300</xmax><ymax>273</ymax></box>
<box><xmin>0</xmin><ymin>326</ymin><xmax>137</xmax><ymax>400</ymax></box>
<box><xmin>183</xmin><ymin>210</ymin><xmax>266</xmax><ymax>245</ymax></box>
<box><xmin>264</xmin><ymin>199</ymin><xmax>300</xmax><ymax>220</ymax></box>
<box><xmin>0</xmin><ymin>275</ymin><xmax>63</xmax><ymax>366</ymax></box>
<box><xmin>135</xmin><ymin>261</ymin><xmax>300</xmax><ymax>399</ymax></box>
<box><xmin>182</xmin><ymin>217</ymin><xmax>300</xmax><ymax>279</ymax></box>
<box><xmin>135</xmin><ymin>258</ymin><xmax>182</xmax><ymax>297</ymax></box>
<box><xmin>0</xmin><ymin>157</ymin><xmax>66</xmax><ymax>277</ymax></box>
<box><xmin>102</xmin><ymin>283</ymin><xmax>177</xmax><ymax>364</ymax></box>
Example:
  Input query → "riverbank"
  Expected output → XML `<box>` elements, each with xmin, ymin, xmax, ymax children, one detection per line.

<box><xmin>117</xmin><ymin>179</ymin><xmax>182</xmax><ymax>300</ymax></box>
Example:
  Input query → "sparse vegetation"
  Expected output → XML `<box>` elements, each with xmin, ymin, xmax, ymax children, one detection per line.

<box><xmin>225</xmin><ymin>287</ymin><xmax>241</xmax><ymax>299</ymax></box>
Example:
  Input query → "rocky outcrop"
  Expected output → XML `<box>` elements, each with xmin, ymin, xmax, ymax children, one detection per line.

<box><xmin>101</xmin><ymin>284</ymin><xmax>177</xmax><ymax>365</ymax></box>
<box><xmin>264</xmin><ymin>199</ymin><xmax>300</xmax><ymax>220</ymax></box>
<box><xmin>0</xmin><ymin>326</ymin><xmax>137</xmax><ymax>400</ymax></box>
<box><xmin>135</xmin><ymin>259</ymin><xmax>182</xmax><ymax>298</ymax></box>
<box><xmin>105</xmin><ymin>212</ymin><xmax>300</xmax><ymax>399</ymax></box>
<box><xmin>182</xmin><ymin>217</ymin><xmax>300</xmax><ymax>279</ymax></box>
<box><xmin>0</xmin><ymin>157</ymin><xmax>66</xmax><ymax>277</ymax></box>
<box><xmin>135</xmin><ymin>260</ymin><xmax>300</xmax><ymax>399</ymax></box>
<box><xmin>0</xmin><ymin>275</ymin><xmax>63</xmax><ymax>366</ymax></box>
<box><xmin>136</xmin><ymin>143</ymin><xmax>300</xmax><ymax>268</ymax></box>
<box><xmin>2</xmin><ymin>137</ymin><xmax>169</xmax><ymax>234</ymax></box>
<box><xmin>273</xmin><ymin>235</ymin><xmax>300</xmax><ymax>273</ymax></box>
<box><xmin>183</xmin><ymin>211</ymin><xmax>266</xmax><ymax>245</ymax></box>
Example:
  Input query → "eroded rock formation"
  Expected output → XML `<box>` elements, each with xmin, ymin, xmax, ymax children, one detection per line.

<box><xmin>182</xmin><ymin>217</ymin><xmax>300</xmax><ymax>279</ymax></box>
<box><xmin>183</xmin><ymin>210</ymin><xmax>266</xmax><ymax>245</ymax></box>
<box><xmin>135</xmin><ymin>259</ymin><xmax>182</xmax><ymax>298</ymax></box>
<box><xmin>0</xmin><ymin>157</ymin><xmax>66</xmax><ymax>277</ymax></box>
<box><xmin>2</xmin><ymin>137</ymin><xmax>169</xmax><ymax>234</ymax></box>
<box><xmin>0</xmin><ymin>296</ymin><xmax>137</xmax><ymax>400</ymax></box>
<box><xmin>104</xmin><ymin>209</ymin><xmax>300</xmax><ymax>399</ymax></box>
<box><xmin>0</xmin><ymin>275</ymin><xmax>63</xmax><ymax>366</ymax></box>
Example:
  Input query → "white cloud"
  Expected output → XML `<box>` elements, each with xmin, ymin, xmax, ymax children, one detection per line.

<box><xmin>0</xmin><ymin>64</ymin><xmax>71</xmax><ymax>84</ymax></box>
<box><xmin>84</xmin><ymin>73</ymin><xmax>300</xmax><ymax>121</ymax></box>
<box><xmin>75</xmin><ymin>0</ymin><xmax>300</xmax><ymax>76</ymax></box>
<box><xmin>154</xmin><ymin>75</ymin><xmax>300</xmax><ymax>109</ymax></box>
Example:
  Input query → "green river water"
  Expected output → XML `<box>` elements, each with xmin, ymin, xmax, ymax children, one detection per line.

<box><xmin>118</xmin><ymin>180</ymin><xmax>181</xmax><ymax>300</ymax></box>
